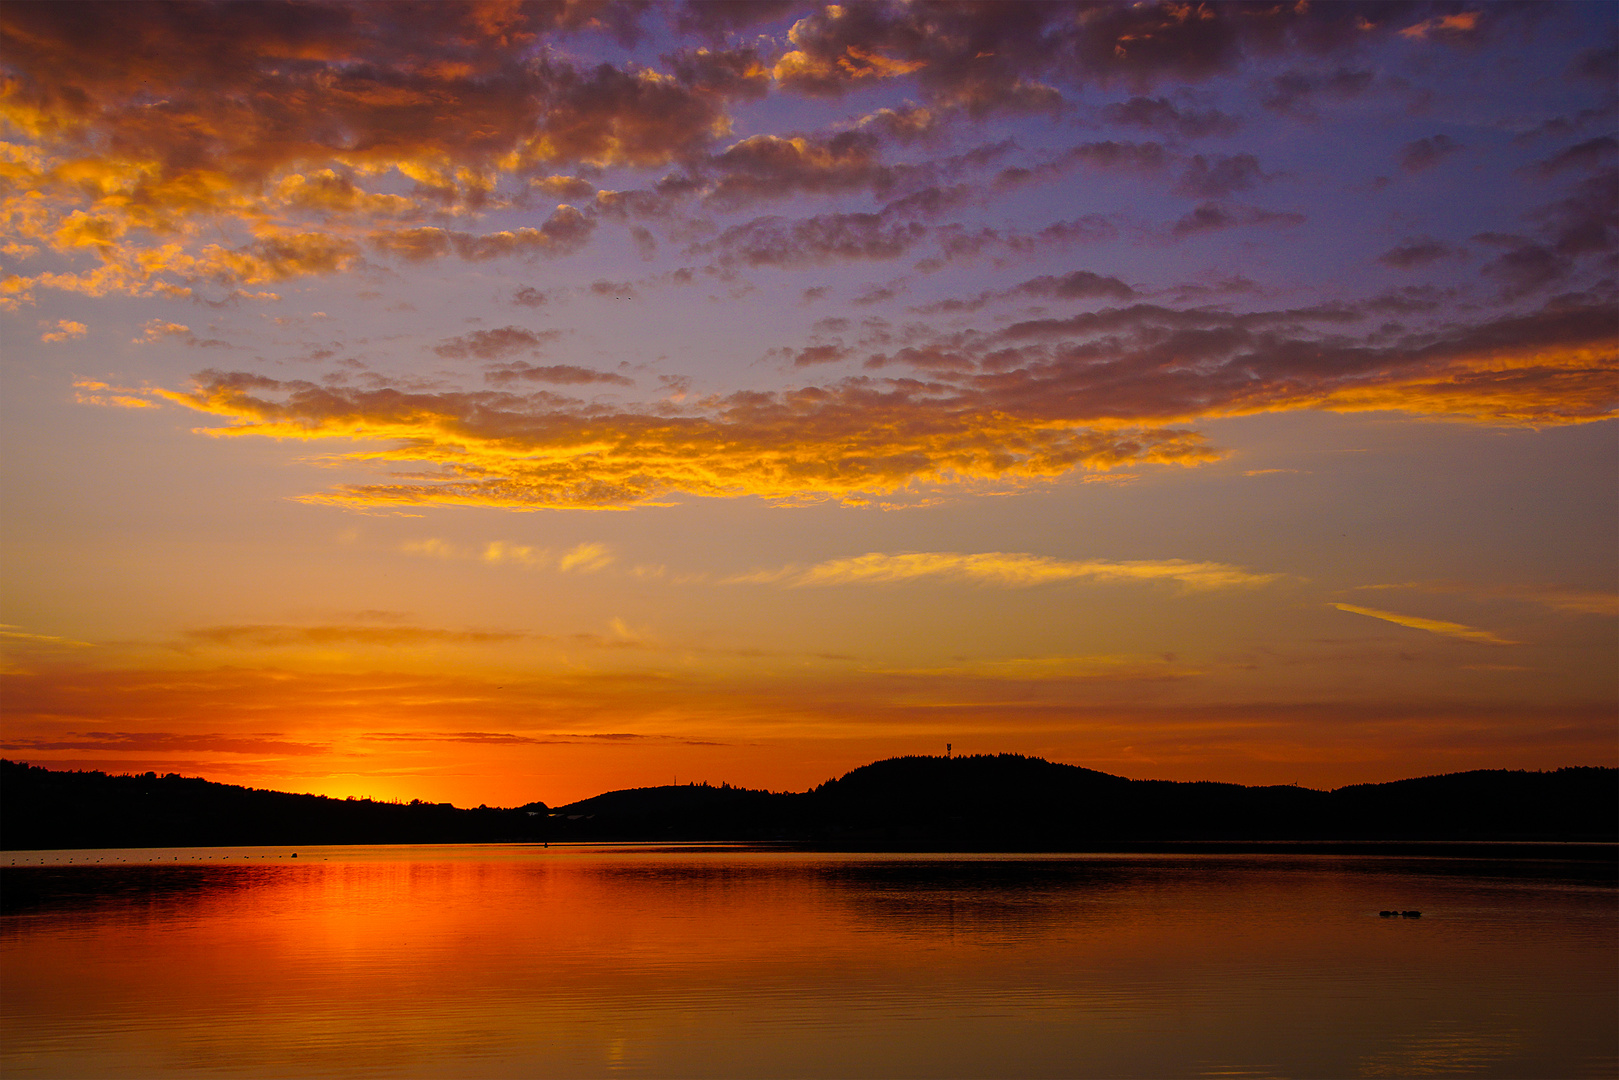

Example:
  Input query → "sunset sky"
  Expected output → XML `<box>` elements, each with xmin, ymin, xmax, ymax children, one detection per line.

<box><xmin>1</xmin><ymin>0</ymin><xmax>1614</xmax><ymax>808</ymax></box>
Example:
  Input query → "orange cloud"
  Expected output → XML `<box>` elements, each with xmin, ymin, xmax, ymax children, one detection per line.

<box><xmin>1355</xmin><ymin>582</ymin><xmax>1619</xmax><ymax>618</ymax></box>
<box><xmin>138</xmin><ymin>371</ymin><xmax>1219</xmax><ymax>508</ymax></box>
<box><xmin>480</xmin><ymin>541</ymin><xmax>549</xmax><ymax>567</ymax></box>
<box><xmin>110</xmin><ymin>285</ymin><xmax>1613</xmax><ymax>509</ymax></box>
<box><xmin>0</xmin><ymin>625</ymin><xmax>94</xmax><ymax>652</ymax></box>
<box><xmin>396</xmin><ymin>539</ymin><xmax>609</xmax><ymax>571</ymax></box>
<box><xmin>69</xmin><ymin>275</ymin><xmax>1614</xmax><ymax>509</ymax></box>
<box><xmin>1330</xmin><ymin>604</ymin><xmax>1520</xmax><ymax>645</ymax></box>
<box><xmin>2</xmin><ymin>731</ymin><xmax>328</xmax><ymax>756</ymax></box>
<box><xmin>0</xmin><ymin>4</ymin><xmax>747</xmax><ymax>301</ymax></box>
<box><xmin>558</xmin><ymin>542</ymin><xmax>614</xmax><ymax>573</ymax></box>
<box><xmin>734</xmin><ymin>552</ymin><xmax>1279</xmax><ymax>590</ymax></box>
<box><xmin>38</xmin><ymin>318</ymin><xmax>85</xmax><ymax>342</ymax></box>
<box><xmin>704</xmin><ymin>132</ymin><xmax>890</xmax><ymax>208</ymax></box>
<box><xmin>864</xmin><ymin>654</ymin><xmax>1194</xmax><ymax>682</ymax></box>
<box><xmin>72</xmin><ymin>378</ymin><xmax>157</xmax><ymax>409</ymax></box>
<box><xmin>1398</xmin><ymin>12</ymin><xmax>1481</xmax><ymax>40</ymax></box>
<box><xmin>993</xmin><ymin>299</ymin><xmax>1618</xmax><ymax>427</ymax></box>
<box><xmin>369</xmin><ymin>208</ymin><xmax>594</xmax><ymax>263</ymax></box>
<box><xmin>183</xmin><ymin>625</ymin><xmax>526</xmax><ymax>648</ymax></box>
<box><xmin>134</xmin><ymin>319</ymin><xmax>190</xmax><ymax>343</ymax></box>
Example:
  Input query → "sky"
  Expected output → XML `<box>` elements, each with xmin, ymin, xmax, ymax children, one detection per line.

<box><xmin>1</xmin><ymin>0</ymin><xmax>1615</xmax><ymax>808</ymax></box>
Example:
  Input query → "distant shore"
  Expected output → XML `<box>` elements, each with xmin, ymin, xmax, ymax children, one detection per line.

<box><xmin>5</xmin><ymin>755</ymin><xmax>1615</xmax><ymax>852</ymax></box>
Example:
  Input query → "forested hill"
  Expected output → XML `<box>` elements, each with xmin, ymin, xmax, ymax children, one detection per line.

<box><xmin>550</xmin><ymin>754</ymin><xmax>1618</xmax><ymax>847</ymax></box>
<box><xmin>4</xmin><ymin>754</ymin><xmax>1615</xmax><ymax>851</ymax></box>
<box><xmin>0</xmin><ymin>760</ymin><xmax>550</xmax><ymax>849</ymax></box>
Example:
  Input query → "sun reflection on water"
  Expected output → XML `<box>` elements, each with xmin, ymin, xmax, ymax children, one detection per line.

<box><xmin>2</xmin><ymin>847</ymin><xmax>1614</xmax><ymax>1078</ymax></box>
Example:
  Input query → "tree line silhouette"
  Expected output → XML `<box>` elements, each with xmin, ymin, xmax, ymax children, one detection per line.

<box><xmin>4</xmin><ymin>754</ymin><xmax>1614</xmax><ymax>851</ymax></box>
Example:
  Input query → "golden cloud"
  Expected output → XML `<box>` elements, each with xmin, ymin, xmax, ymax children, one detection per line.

<box><xmin>737</xmin><ymin>551</ymin><xmax>1280</xmax><ymax>590</ymax></box>
<box><xmin>1330</xmin><ymin>604</ymin><xmax>1520</xmax><ymax>646</ymax></box>
<box><xmin>993</xmin><ymin>300</ymin><xmax>1618</xmax><ymax>427</ymax></box>
<box><xmin>134</xmin><ymin>319</ymin><xmax>190</xmax><ymax>343</ymax></box>
<box><xmin>136</xmin><ymin>372</ymin><xmax>1220</xmax><ymax>509</ymax></box>
<box><xmin>71</xmin><ymin>281</ymin><xmax>1617</xmax><ymax>510</ymax></box>
<box><xmin>396</xmin><ymin>538</ymin><xmax>607</xmax><ymax>570</ymax></box>
<box><xmin>39</xmin><ymin>318</ymin><xmax>85</xmax><ymax>342</ymax></box>
<box><xmin>481</xmin><ymin>541</ymin><xmax>549</xmax><ymax>567</ymax></box>
<box><xmin>558</xmin><ymin>542</ymin><xmax>614</xmax><ymax>573</ymax></box>
<box><xmin>72</xmin><ymin>378</ymin><xmax>158</xmax><ymax>409</ymax></box>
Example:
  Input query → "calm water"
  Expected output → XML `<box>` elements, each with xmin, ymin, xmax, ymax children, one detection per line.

<box><xmin>2</xmin><ymin>845</ymin><xmax>1614</xmax><ymax>1078</ymax></box>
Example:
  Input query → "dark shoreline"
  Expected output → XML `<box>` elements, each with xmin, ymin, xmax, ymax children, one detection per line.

<box><xmin>6</xmin><ymin>755</ymin><xmax>1615</xmax><ymax>853</ymax></box>
<box><xmin>6</xmin><ymin>840</ymin><xmax>1613</xmax><ymax>920</ymax></box>
<box><xmin>6</xmin><ymin>840</ymin><xmax>1615</xmax><ymax>867</ymax></box>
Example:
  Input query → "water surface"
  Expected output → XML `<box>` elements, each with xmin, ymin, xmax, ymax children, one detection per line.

<box><xmin>3</xmin><ymin>845</ymin><xmax>1614</xmax><ymax>1077</ymax></box>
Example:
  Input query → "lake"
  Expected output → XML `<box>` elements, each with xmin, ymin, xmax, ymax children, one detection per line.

<box><xmin>2</xmin><ymin>845</ymin><xmax>1614</xmax><ymax>1078</ymax></box>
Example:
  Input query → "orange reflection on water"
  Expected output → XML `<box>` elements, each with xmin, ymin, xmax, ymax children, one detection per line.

<box><xmin>3</xmin><ymin>847</ymin><xmax>1615</xmax><ymax>1078</ymax></box>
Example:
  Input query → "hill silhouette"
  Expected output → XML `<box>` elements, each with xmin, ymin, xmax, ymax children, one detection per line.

<box><xmin>551</xmin><ymin>754</ymin><xmax>1617</xmax><ymax>848</ymax></box>
<box><xmin>0</xmin><ymin>760</ymin><xmax>549</xmax><ymax>849</ymax></box>
<box><xmin>4</xmin><ymin>754</ymin><xmax>1614</xmax><ymax>851</ymax></box>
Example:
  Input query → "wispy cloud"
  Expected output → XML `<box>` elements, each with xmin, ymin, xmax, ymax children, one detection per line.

<box><xmin>0</xmin><ymin>625</ymin><xmax>94</xmax><ymax>648</ymax></box>
<box><xmin>866</xmin><ymin>654</ymin><xmax>1195</xmax><ymax>682</ymax></box>
<box><xmin>558</xmin><ymin>542</ymin><xmax>614</xmax><ymax>573</ymax></box>
<box><xmin>134</xmin><ymin>319</ymin><xmax>192</xmax><ymax>343</ymax></box>
<box><xmin>40</xmin><ymin>319</ymin><xmax>86</xmax><ymax>343</ymax></box>
<box><xmin>1330</xmin><ymin>604</ymin><xmax>1520</xmax><ymax>645</ymax></box>
<box><xmin>184</xmin><ymin>625</ymin><xmax>525</xmax><ymax>648</ymax></box>
<box><xmin>72</xmin><ymin>378</ymin><xmax>157</xmax><ymax>409</ymax></box>
<box><xmin>731</xmin><ymin>552</ymin><xmax>1280</xmax><ymax>590</ymax></box>
<box><xmin>399</xmin><ymin>539</ymin><xmax>612</xmax><ymax>572</ymax></box>
<box><xmin>1355</xmin><ymin>582</ymin><xmax>1618</xmax><ymax>618</ymax></box>
<box><xmin>480</xmin><ymin>541</ymin><xmax>549</xmax><ymax>567</ymax></box>
<box><xmin>1</xmin><ymin>731</ymin><xmax>327</xmax><ymax>756</ymax></box>
<box><xmin>359</xmin><ymin>731</ymin><xmax>708</xmax><ymax>746</ymax></box>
